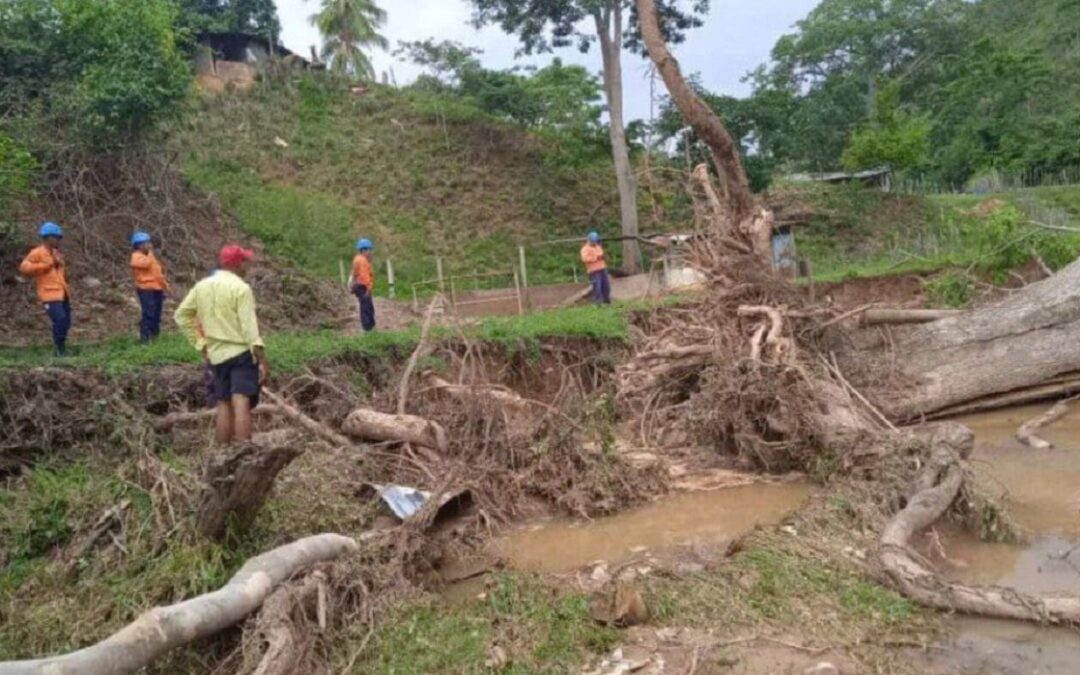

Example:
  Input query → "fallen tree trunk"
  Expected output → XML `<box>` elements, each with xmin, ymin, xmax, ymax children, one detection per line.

<box><xmin>0</xmin><ymin>534</ymin><xmax>357</xmax><ymax>675</ymax></box>
<box><xmin>342</xmin><ymin>408</ymin><xmax>448</xmax><ymax>452</ymax></box>
<box><xmin>861</xmin><ymin>309</ymin><xmax>963</xmax><ymax>325</ymax></box>
<box><xmin>840</xmin><ymin>258</ymin><xmax>1080</xmax><ymax>420</ymax></box>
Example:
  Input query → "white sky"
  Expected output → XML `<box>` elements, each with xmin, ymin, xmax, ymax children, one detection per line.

<box><xmin>274</xmin><ymin>0</ymin><xmax>818</xmax><ymax>122</ymax></box>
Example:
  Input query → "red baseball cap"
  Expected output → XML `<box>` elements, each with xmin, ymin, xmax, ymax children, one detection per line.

<box><xmin>219</xmin><ymin>245</ymin><xmax>254</xmax><ymax>268</ymax></box>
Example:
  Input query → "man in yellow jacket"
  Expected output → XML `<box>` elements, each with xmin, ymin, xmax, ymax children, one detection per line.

<box><xmin>580</xmin><ymin>231</ymin><xmax>611</xmax><ymax>305</ymax></box>
<box><xmin>175</xmin><ymin>245</ymin><xmax>269</xmax><ymax>445</ymax></box>
<box><xmin>130</xmin><ymin>231</ymin><xmax>170</xmax><ymax>342</ymax></box>
<box><xmin>19</xmin><ymin>222</ymin><xmax>72</xmax><ymax>355</ymax></box>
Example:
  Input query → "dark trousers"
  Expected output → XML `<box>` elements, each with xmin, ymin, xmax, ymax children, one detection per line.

<box><xmin>137</xmin><ymin>289</ymin><xmax>164</xmax><ymax>342</ymax></box>
<box><xmin>589</xmin><ymin>269</ymin><xmax>612</xmax><ymax>305</ymax></box>
<box><xmin>44</xmin><ymin>300</ymin><xmax>71</xmax><ymax>355</ymax></box>
<box><xmin>355</xmin><ymin>286</ymin><xmax>376</xmax><ymax>331</ymax></box>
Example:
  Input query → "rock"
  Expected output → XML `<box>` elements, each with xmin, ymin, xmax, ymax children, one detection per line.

<box><xmin>484</xmin><ymin>645</ymin><xmax>507</xmax><ymax>669</ymax></box>
<box><xmin>273</xmin><ymin>136</ymin><xmax>289</xmax><ymax>148</ymax></box>
<box><xmin>804</xmin><ymin>662</ymin><xmax>839</xmax><ymax>675</ymax></box>
<box><xmin>83</xmin><ymin>277</ymin><xmax>102</xmax><ymax>289</ymax></box>
<box><xmin>589</xmin><ymin>582</ymin><xmax>649</xmax><ymax>627</ymax></box>
<box><xmin>591</xmin><ymin>563</ymin><xmax>612</xmax><ymax>585</ymax></box>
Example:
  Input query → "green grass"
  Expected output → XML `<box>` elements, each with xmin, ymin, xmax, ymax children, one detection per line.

<box><xmin>0</xmin><ymin>304</ymin><xmax>632</xmax><ymax>372</ymax></box>
<box><xmin>349</xmin><ymin>575</ymin><xmax>618</xmax><ymax>675</ymax></box>
<box><xmin>792</xmin><ymin>182</ymin><xmax>1080</xmax><ymax>284</ymax></box>
<box><xmin>174</xmin><ymin>78</ymin><xmax>684</xmax><ymax>295</ymax></box>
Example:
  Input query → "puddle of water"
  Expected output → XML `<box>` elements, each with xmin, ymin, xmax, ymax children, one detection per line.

<box><xmin>956</xmin><ymin>404</ymin><xmax>1080</xmax><ymax>536</ymax></box>
<box><xmin>495</xmin><ymin>482</ymin><xmax>812</xmax><ymax>573</ymax></box>
<box><xmin>929</xmin><ymin>404</ymin><xmax>1080</xmax><ymax>671</ymax></box>
<box><xmin>926</xmin><ymin>527</ymin><xmax>1080</xmax><ymax>594</ymax></box>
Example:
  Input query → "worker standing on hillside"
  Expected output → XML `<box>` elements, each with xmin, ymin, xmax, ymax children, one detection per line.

<box><xmin>351</xmin><ymin>237</ymin><xmax>376</xmax><ymax>332</ymax></box>
<box><xmin>130</xmin><ymin>231</ymin><xmax>170</xmax><ymax>342</ymax></box>
<box><xmin>19</xmin><ymin>222</ymin><xmax>72</xmax><ymax>356</ymax></box>
<box><xmin>580</xmin><ymin>231</ymin><xmax>611</xmax><ymax>305</ymax></box>
<box><xmin>175</xmin><ymin>245</ymin><xmax>269</xmax><ymax>446</ymax></box>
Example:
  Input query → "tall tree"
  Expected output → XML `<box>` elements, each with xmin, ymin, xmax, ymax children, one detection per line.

<box><xmin>468</xmin><ymin>0</ymin><xmax>710</xmax><ymax>274</ymax></box>
<box><xmin>177</xmin><ymin>0</ymin><xmax>281</xmax><ymax>39</ymax></box>
<box><xmin>309</xmin><ymin>0</ymin><xmax>388</xmax><ymax>79</ymax></box>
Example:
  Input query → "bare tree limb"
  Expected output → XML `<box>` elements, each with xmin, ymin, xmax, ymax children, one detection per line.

<box><xmin>0</xmin><ymin>534</ymin><xmax>358</xmax><ymax>675</ymax></box>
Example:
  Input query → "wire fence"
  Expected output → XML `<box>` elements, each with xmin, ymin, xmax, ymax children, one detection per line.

<box><xmin>895</xmin><ymin>166</ymin><xmax>1080</xmax><ymax>195</ymax></box>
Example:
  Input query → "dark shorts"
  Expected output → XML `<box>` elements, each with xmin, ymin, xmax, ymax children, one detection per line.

<box><xmin>211</xmin><ymin>351</ymin><xmax>260</xmax><ymax>407</ymax></box>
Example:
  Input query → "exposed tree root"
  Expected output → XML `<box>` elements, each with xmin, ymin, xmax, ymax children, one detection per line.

<box><xmin>879</xmin><ymin>434</ymin><xmax>1080</xmax><ymax>623</ymax></box>
<box><xmin>248</xmin><ymin>570</ymin><xmax>329</xmax><ymax>675</ymax></box>
<box><xmin>634</xmin><ymin>0</ymin><xmax>1080</xmax><ymax>631</ymax></box>
<box><xmin>0</xmin><ymin>534</ymin><xmax>357</xmax><ymax>675</ymax></box>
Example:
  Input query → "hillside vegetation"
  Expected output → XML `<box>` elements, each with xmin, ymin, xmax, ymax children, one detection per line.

<box><xmin>177</xmin><ymin>79</ymin><xmax>686</xmax><ymax>294</ymax></box>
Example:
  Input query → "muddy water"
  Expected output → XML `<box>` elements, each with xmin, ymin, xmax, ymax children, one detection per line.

<box><xmin>496</xmin><ymin>482</ymin><xmax>813</xmax><ymax>573</ymax></box>
<box><xmin>929</xmin><ymin>405</ymin><xmax>1080</xmax><ymax>673</ymax></box>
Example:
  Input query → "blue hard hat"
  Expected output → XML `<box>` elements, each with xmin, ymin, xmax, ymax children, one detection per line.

<box><xmin>131</xmin><ymin>231</ymin><xmax>152</xmax><ymax>246</ymax></box>
<box><xmin>588</xmin><ymin>231</ymin><xmax>600</xmax><ymax>242</ymax></box>
<box><xmin>39</xmin><ymin>222</ymin><xmax>63</xmax><ymax>239</ymax></box>
<box><xmin>356</xmin><ymin>237</ymin><xmax>373</xmax><ymax>251</ymax></box>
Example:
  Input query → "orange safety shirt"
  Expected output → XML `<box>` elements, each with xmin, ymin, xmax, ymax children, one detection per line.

<box><xmin>580</xmin><ymin>243</ymin><xmax>607</xmax><ymax>274</ymax></box>
<box><xmin>352</xmin><ymin>254</ymin><xmax>374</xmax><ymax>291</ymax></box>
<box><xmin>131</xmin><ymin>250</ymin><xmax>169</xmax><ymax>291</ymax></box>
<box><xmin>19</xmin><ymin>245</ymin><xmax>70</xmax><ymax>303</ymax></box>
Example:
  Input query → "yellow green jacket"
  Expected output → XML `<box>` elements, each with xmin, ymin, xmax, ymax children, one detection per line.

<box><xmin>174</xmin><ymin>270</ymin><xmax>264</xmax><ymax>365</ymax></box>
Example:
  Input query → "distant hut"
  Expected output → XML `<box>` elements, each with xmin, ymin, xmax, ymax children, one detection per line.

<box><xmin>192</xmin><ymin>32</ymin><xmax>316</xmax><ymax>93</ymax></box>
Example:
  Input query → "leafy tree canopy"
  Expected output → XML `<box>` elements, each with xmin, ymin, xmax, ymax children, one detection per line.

<box><xmin>467</xmin><ymin>0</ymin><xmax>709</xmax><ymax>55</ymax></box>
<box><xmin>176</xmin><ymin>0</ymin><xmax>281</xmax><ymax>40</ymax></box>
<box><xmin>0</xmin><ymin>0</ymin><xmax>191</xmax><ymax>145</ymax></box>
<box><xmin>744</xmin><ymin>0</ymin><xmax>1080</xmax><ymax>186</ymax></box>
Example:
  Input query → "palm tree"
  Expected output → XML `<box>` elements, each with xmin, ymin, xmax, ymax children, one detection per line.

<box><xmin>309</xmin><ymin>0</ymin><xmax>388</xmax><ymax>79</ymax></box>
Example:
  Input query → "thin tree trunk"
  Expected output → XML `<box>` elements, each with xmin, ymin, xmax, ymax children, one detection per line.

<box><xmin>596</xmin><ymin>4</ymin><xmax>642</xmax><ymax>274</ymax></box>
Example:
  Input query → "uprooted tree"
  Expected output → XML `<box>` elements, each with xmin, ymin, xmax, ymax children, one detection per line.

<box><xmin>633</xmin><ymin>0</ymin><xmax>1080</xmax><ymax>624</ymax></box>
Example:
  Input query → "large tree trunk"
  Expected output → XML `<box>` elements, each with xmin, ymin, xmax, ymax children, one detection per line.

<box><xmin>634</xmin><ymin>0</ymin><xmax>753</xmax><ymax>224</ymax></box>
<box><xmin>595</xmin><ymin>4</ymin><xmax>642</xmax><ymax>274</ymax></box>
<box><xmin>841</xmin><ymin>259</ymin><xmax>1080</xmax><ymax>420</ymax></box>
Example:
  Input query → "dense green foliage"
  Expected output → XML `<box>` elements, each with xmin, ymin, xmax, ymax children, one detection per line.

<box><xmin>399</xmin><ymin>41</ymin><xmax>607</xmax><ymax>164</ymax></box>
<box><xmin>0</xmin><ymin>0</ymin><xmax>190</xmax><ymax>149</ymax></box>
<box><xmin>176</xmin><ymin>0</ymin><xmax>281</xmax><ymax>39</ymax></box>
<box><xmin>731</xmin><ymin>0</ymin><xmax>1080</xmax><ymax>187</ymax></box>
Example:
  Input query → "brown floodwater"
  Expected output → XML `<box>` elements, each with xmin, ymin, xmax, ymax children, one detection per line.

<box><xmin>494</xmin><ymin>481</ymin><xmax>813</xmax><ymax>573</ymax></box>
<box><xmin>927</xmin><ymin>404</ymin><xmax>1080</xmax><ymax>673</ymax></box>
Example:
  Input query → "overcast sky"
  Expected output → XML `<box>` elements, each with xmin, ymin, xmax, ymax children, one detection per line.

<box><xmin>274</xmin><ymin>0</ymin><xmax>817</xmax><ymax>123</ymax></box>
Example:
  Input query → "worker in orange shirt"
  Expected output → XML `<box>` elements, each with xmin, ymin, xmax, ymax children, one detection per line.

<box><xmin>19</xmin><ymin>222</ymin><xmax>72</xmax><ymax>356</ymax></box>
<box><xmin>351</xmin><ymin>237</ymin><xmax>376</xmax><ymax>331</ymax></box>
<box><xmin>580</xmin><ymin>231</ymin><xmax>611</xmax><ymax>305</ymax></box>
<box><xmin>130</xmin><ymin>231</ymin><xmax>170</xmax><ymax>342</ymax></box>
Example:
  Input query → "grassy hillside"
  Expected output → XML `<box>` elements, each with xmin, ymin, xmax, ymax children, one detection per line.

<box><xmin>176</xmin><ymin>79</ymin><xmax>685</xmax><ymax>294</ymax></box>
<box><xmin>785</xmin><ymin>182</ymin><xmax>1080</xmax><ymax>284</ymax></box>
